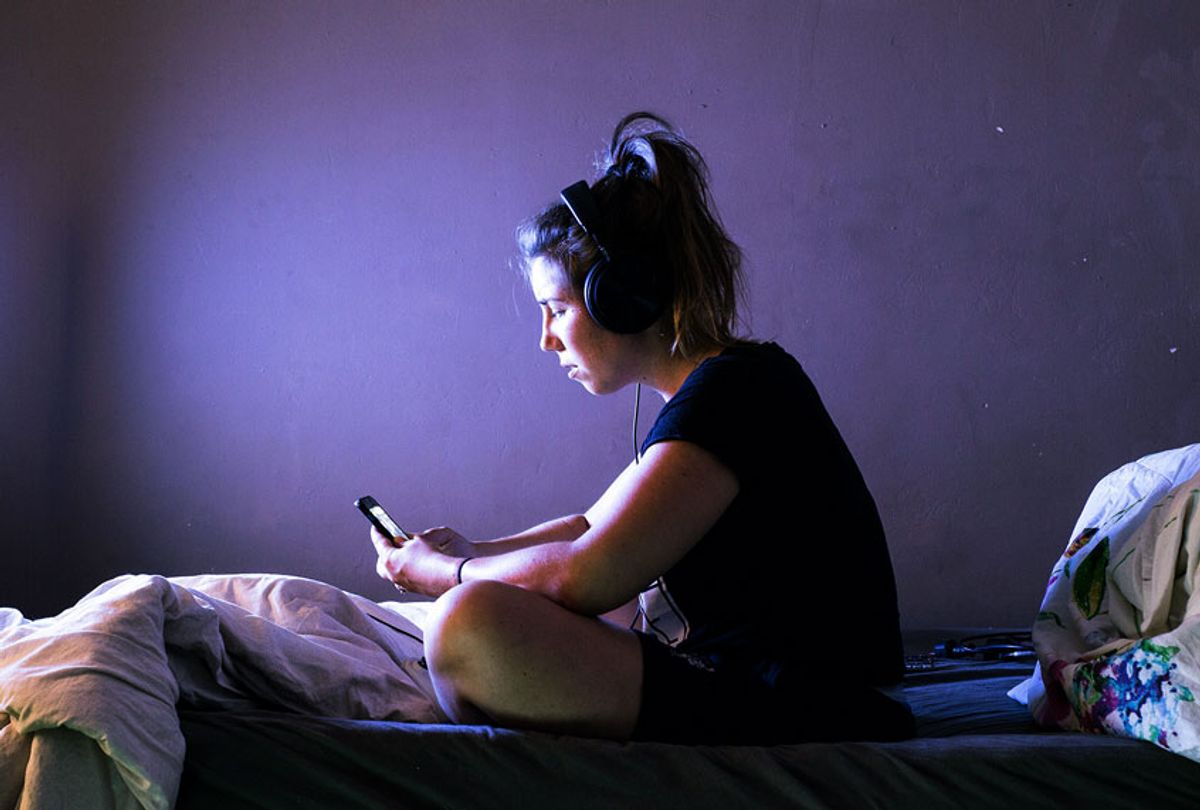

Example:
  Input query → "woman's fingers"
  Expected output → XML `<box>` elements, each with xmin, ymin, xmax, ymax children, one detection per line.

<box><xmin>415</xmin><ymin>527</ymin><xmax>472</xmax><ymax>557</ymax></box>
<box><xmin>371</xmin><ymin>528</ymin><xmax>402</xmax><ymax>584</ymax></box>
<box><xmin>370</xmin><ymin>526</ymin><xmax>401</xmax><ymax>551</ymax></box>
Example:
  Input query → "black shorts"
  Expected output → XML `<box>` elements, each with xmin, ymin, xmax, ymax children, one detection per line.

<box><xmin>632</xmin><ymin>632</ymin><xmax>915</xmax><ymax>746</ymax></box>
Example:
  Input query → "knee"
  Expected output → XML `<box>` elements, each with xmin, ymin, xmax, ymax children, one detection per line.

<box><xmin>424</xmin><ymin>579</ymin><xmax>523</xmax><ymax>679</ymax></box>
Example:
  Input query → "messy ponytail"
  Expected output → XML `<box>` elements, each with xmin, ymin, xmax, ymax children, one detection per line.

<box><xmin>517</xmin><ymin>112</ymin><xmax>746</xmax><ymax>359</ymax></box>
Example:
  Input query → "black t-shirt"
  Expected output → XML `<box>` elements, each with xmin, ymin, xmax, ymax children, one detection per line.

<box><xmin>636</xmin><ymin>341</ymin><xmax>904</xmax><ymax>688</ymax></box>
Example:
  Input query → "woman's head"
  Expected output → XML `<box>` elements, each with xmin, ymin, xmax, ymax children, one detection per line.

<box><xmin>516</xmin><ymin>112</ymin><xmax>745</xmax><ymax>359</ymax></box>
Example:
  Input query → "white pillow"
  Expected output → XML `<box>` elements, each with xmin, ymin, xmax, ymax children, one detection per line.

<box><xmin>1009</xmin><ymin>443</ymin><xmax>1200</xmax><ymax>709</ymax></box>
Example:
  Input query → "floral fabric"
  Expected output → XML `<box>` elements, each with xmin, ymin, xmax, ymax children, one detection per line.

<box><xmin>1012</xmin><ymin>444</ymin><xmax>1200</xmax><ymax>761</ymax></box>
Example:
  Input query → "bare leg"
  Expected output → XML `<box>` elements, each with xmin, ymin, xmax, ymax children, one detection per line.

<box><xmin>423</xmin><ymin>580</ymin><xmax>643</xmax><ymax>740</ymax></box>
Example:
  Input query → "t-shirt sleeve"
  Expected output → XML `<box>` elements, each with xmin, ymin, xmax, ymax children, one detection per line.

<box><xmin>641</xmin><ymin>355</ymin><xmax>768</xmax><ymax>484</ymax></box>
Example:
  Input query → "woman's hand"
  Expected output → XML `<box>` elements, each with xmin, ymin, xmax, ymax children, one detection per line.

<box><xmin>416</xmin><ymin>527</ymin><xmax>478</xmax><ymax>559</ymax></box>
<box><xmin>371</xmin><ymin>527</ymin><xmax>476</xmax><ymax>597</ymax></box>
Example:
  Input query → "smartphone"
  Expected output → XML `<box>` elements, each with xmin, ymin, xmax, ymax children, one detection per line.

<box><xmin>355</xmin><ymin>495</ymin><xmax>413</xmax><ymax>543</ymax></box>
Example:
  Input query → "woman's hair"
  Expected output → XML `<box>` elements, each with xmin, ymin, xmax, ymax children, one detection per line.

<box><xmin>516</xmin><ymin>112</ymin><xmax>746</xmax><ymax>358</ymax></box>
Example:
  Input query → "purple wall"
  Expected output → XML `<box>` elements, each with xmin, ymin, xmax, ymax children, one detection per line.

<box><xmin>3</xmin><ymin>2</ymin><xmax>1197</xmax><ymax>628</ymax></box>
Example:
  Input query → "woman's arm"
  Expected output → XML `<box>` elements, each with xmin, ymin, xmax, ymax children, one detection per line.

<box><xmin>375</xmin><ymin>439</ymin><xmax>738</xmax><ymax>614</ymax></box>
<box><xmin>422</xmin><ymin>514</ymin><xmax>590</xmax><ymax>560</ymax></box>
<box><xmin>370</xmin><ymin>513</ymin><xmax>589</xmax><ymax>595</ymax></box>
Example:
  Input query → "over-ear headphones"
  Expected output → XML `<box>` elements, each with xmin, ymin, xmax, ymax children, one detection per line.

<box><xmin>560</xmin><ymin>180</ymin><xmax>666</xmax><ymax>334</ymax></box>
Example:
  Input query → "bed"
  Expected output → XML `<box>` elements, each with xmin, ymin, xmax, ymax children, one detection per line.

<box><xmin>174</xmin><ymin>642</ymin><xmax>1200</xmax><ymax>809</ymax></box>
<box><xmin>5</xmin><ymin>444</ymin><xmax>1200</xmax><ymax>808</ymax></box>
<box><xmin>5</xmin><ymin>589</ymin><xmax>1200</xmax><ymax>809</ymax></box>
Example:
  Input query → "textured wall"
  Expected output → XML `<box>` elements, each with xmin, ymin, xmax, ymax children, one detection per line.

<box><xmin>2</xmin><ymin>1</ymin><xmax>1197</xmax><ymax>627</ymax></box>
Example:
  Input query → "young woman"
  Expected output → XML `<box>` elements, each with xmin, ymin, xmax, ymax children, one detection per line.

<box><xmin>370</xmin><ymin>113</ymin><xmax>913</xmax><ymax>745</ymax></box>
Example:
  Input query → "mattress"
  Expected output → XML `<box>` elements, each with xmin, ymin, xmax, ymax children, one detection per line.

<box><xmin>176</xmin><ymin>653</ymin><xmax>1200</xmax><ymax>809</ymax></box>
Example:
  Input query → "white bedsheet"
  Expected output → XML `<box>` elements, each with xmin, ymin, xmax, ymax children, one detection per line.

<box><xmin>0</xmin><ymin>574</ymin><xmax>441</xmax><ymax>809</ymax></box>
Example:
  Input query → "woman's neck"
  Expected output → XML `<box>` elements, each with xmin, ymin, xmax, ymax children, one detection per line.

<box><xmin>642</xmin><ymin>345</ymin><xmax>723</xmax><ymax>402</ymax></box>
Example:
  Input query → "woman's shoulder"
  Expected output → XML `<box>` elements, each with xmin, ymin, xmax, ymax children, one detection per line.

<box><xmin>717</xmin><ymin>339</ymin><xmax>794</xmax><ymax>364</ymax></box>
<box><xmin>686</xmin><ymin>340</ymin><xmax>809</xmax><ymax>391</ymax></box>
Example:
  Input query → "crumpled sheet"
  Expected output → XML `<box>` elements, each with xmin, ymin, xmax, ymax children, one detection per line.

<box><xmin>1010</xmin><ymin>443</ymin><xmax>1200</xmax><ymax>761</ymax></box>
<box><xmin>0</xmin><ymin>573</ymin><xmax>442</xmax><ymax>809</ymax></box>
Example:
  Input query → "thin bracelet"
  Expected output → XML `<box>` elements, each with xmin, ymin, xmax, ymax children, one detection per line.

<box><xmin>456</xmin><ymin>557</ymin><xmax>474</xmax><ymax>585</ymax></box>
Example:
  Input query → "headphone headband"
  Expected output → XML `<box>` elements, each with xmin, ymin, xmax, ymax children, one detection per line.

<box><xmin>559</xmin><ymin>181</ymin><xmax>611</xmax><ymax>263</ymax></box>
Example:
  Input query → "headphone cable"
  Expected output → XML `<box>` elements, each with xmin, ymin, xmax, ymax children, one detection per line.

<box><xmin>632</xmin><ymin>383</ymin><xmax>642</xmax><ymax>464</ymax></box>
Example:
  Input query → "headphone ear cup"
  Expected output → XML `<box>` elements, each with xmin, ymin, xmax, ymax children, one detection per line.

<box><xmin>584</xmin><ymin>254</ymin><xmax>665</xmax><ymax>334</ymax></box>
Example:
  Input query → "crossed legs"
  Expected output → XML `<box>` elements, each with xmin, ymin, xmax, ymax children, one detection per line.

<box><xmin>423</xmin><ymin>580</ymin><xmax>644</xmax><ymax>740</ymax></box>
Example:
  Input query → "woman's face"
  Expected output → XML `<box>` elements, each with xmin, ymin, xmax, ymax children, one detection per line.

<box><xmin>528</xmin><ymin>256</ymin><xmax>635</xmax><ymax>396</ymax></box>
